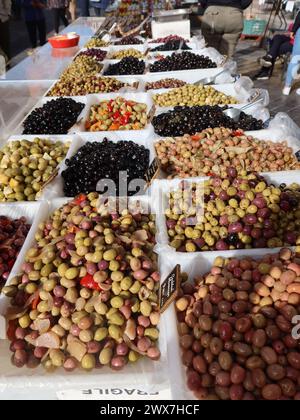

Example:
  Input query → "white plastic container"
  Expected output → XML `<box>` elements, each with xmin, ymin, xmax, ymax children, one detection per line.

<box><xmin>77</xmin><ymin>92</ymin><xmax>154</xmax><ymax>136</ymax></box>
<box><xmin>12</xmin><ymin>96</ymin><xmax>87</xmax><ymax>136</ymax></box>
<box><xmin>0</xmin><ymin>196</ymin><xmax>169</xmax><ymax>398</ymax></box>
<box><xmin>159</xmin><ymin>247</ymin><xmax>289</xmax><ymax>400</ymax></box>
<box><xmin>152</xmin><ymin>170</ymin><xmax>300</xmax><ymax>254</ymax></box>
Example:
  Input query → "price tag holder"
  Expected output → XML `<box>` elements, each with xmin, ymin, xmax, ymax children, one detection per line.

<box><xmin>296</xmin><ymin>150</ymin><xmax>300</xmax><ymax>162</ymax></box>
<box><xmin>159</xmin><ymin>265</ymin><xmax>181</xmax><ymax>314</ymax></box>
<box><xmin>147</xmin><ymin>104</ymin><xmax>156</xmax><ymax>124</ymax></box>
<box><xmin>144</xmin><ymin>158</ymin><xmax>159</xmax><ymax>188</ymax></box>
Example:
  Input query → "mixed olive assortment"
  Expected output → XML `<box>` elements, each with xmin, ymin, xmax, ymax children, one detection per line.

<box><xmin>23</xmin><ymin>98</ymin><xmax>84</xmax><ymax>135</ymax></box>
<box><xmin>62</xmin><ymin>139</ymin><xmax>150</xmax><ymax>197</ymax></box>
<box><xmin>150</xmin><ymin>40</ymin><xmax>191</xmax><ymax>51</ymax></box>
<box><xmin>85</xmin><ymin>97</ymin><xmax>148</xmax><ymax>132</ymax></box>
<box><xmin>176</xmin><ymin>249</ymin><xmax>300</xmax><ymax>400</ymax></box>
<box><xmin>0</xmin><ymin>138</ymin><xmax>69</xmax><ymax>201</ymax></box>
<box><xmin>104</xmin><ymin>57</ymin><xmax>146</xmax><ymax>76</ymax></box>
<box><xmin>47</xmin><ymin>76</ymin><xmax>127</xmax><ymax>97</ymax></box>
<box><xmin>155</xmin><ymin>128</ymin><xmax>299</xmax><ymax>178</ymax></box>
<box><xmin>149</xmin><ymin>52</ymin><xmax>217</xmax><ymax>73</ymax></box>
<box><xmin>76</xmin><ymin>48</ymin><xmax>107</xmax><ymax>62</ymax></box>
<box><xmin>145</xmin><ymin>78</ymin><xmax>187</xmax><ymax>91</ymax></box>
<box><xmin>3</xmin><ymin>195</ymin><xmax>161</xmax><ymax>371</ymax></box>
<box><xmin>152</xmin><ymin>106</ymin><xmax>264</xmax><ymax>137</ymax></box>
<box><xmin>165</xmin><ymin>173</ymin><xmax>300</xmax><ymax>252</ymax></box>
<box><xmin>114</xmin><ymin>36</ymin><xmax>143</xmax><ymax>45</ymax></box>
<box><xmin>61</xmin><ymin>55</ymin><xmax>103</xmax><ymax>79</ymax></box>
<box><xmin>109</xmin><ymin>49</ymin><xmax>144</xmax><ymax>59</ymax></box>
<box><xmin>0</xmin><ymin>216</ymin><xmax>31</xmax><ymax>291</ymax></box>
<box><xmin>152</xmin><ymin>85</ymin><xmax>238</xmax><ymax>107</ymax></box>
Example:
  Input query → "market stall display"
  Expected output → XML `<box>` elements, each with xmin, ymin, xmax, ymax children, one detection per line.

<box><xmin>149</xmin><ymin>52</ymin><xmax>217</xmax><ymax>72</ymax></box>
<box><xmin>103</xmin><ymin>57</ymin><xmax>146</xmax><ymax>76</ymax></box>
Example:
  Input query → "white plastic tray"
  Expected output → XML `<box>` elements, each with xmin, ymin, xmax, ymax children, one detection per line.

<box><xmin>77</xmin><ymin>92</ymin><xmax>154</xmax><ymax>135</ymax></box>
<box><xmin>159</xmin><ymin>246</ymin><xmax>291</xmax><ymax>400</ymax></box>
<box><xmin>0</xmin><ymin>196</ymin><xmax>169</xmax><ymax>395</ymax></box>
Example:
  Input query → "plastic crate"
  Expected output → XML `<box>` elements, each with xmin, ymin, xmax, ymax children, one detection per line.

<box><xmin>242</xmin><ymin>19</ymin><xmax>267</xmax><ymax>36</ymax></box>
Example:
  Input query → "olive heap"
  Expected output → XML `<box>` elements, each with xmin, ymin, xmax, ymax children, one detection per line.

<box><xmin>152</xmin><ymin>106</ymin><xmax>264</xmax><ymax>137</ymax></box>
<box><xmin>176</xmin><ymin>248</ymin><xmax>300</xmax><ymax>400</ymax></box>
<box><xmin>0</xmin><ymin>138</ymin><xmax>69</xmax><ymax>201</ymax></box>
<box><xmin>22</xmin><ymin>98</ymin><xmax>84</xmax><ymax>135</ymax></box>
<box><xmin>145</xmin><ymin>78</ymin><xmax>187</xmax><ymax>91</ymax></box>
<box><xmin>165</xmin><ymin>172</ymin><xmax>300</xmax><ymax>252</ymax></box>
<box><xmin>0</xmin><ymin>216</ymin><xmax>31</xmax><ymax>291</ymax></box>
<box><xmin>114</xmin><ymin>36</ymin><xmax>143</xmax><ymax>45</ymax></box>
<box><xmin>61</xmin><ymin>55</ymin><xmax>103</xmax><ymax>79</ymax></box>
<box><xmin>104</xmin><ymin>57</ymin><xmax>146</xmax><ymax>76</ymax></box>
<box><xmin>76</xmin><ymin>48</ymin><xmax>108</xmax><ymax>62</ymax></box>
<box><xmin>149</xmin><ymin>52</ymin><xmax>217</xmax><ymax>73</ymax></box>
<box><xmin>47</xmin><ymin>76</ymin><xmax>127</xmax><ymax>97</ymax></box>
<box><xmin>85</xmin><ymin>97</ymin><xmax>148</xmax><ymax>131</ymax></box>
<box><xmin>152</xmin><ymin>85</ymin><xmax>238</xmax><ymax>107</ymax></box>
<box><xmin>155</xmin><ymin>128</ymin><xmax>298</xmax><ymax>178</ymax></box>
<box><xmin>109</xmin><ymin>49</ymin><xmax>144</xmax><ymax>59</ymax></box>
<box><xmin>84</xmin><ymin>38</ymin><xmax>110</xmax><ymax>48</ymax></box>
<box><xmin>62</xmin><ymin>139</ymin><xmax>150</xmax><ymax>197</ymax></box>
<box><xmin>150</xmin><ymin>40</ymin><xmax>191</xmax><ymax>51</ymax></box>
<box><xmin>3</xmin><ymin>195</ymin><xmax>161</xmax><ymax>371</ymax></box>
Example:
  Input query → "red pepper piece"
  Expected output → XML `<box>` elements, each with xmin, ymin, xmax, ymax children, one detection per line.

<box><xmin>232</xmin><ymin>130</ymin><xmax>244</xmax><ymax>137</ymax></box>
<box><xmin>7</xmin><ymin>320</ymin><xmax>17</xmax><ymax>341</ymax></box>
<box><xmin>74</xmin><ymin>194</ymin><xmax>87</xmax><ymax>205</ymax></box>
<box><xmin>80</xmin><ymin>274</ymin><xmax>102</xmax><ymax>291</ymax></box>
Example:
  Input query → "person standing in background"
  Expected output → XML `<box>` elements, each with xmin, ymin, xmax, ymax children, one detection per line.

<box><xmin>282</xmin><ymin>28</ymin><xmax>300</xmax><ymax>95</ymax></box>
<box><xmin>201</xmin><ymin>0</ymin><xmax>253</xmax><ymax>57</ymax></box>
<box><xmin>22</xmin><ymin>0</ymin><xmax>46</xmax><ymax>49</ymax></box>
<box><xmin>48</xmin><ymin>0</ymin><xmax>69</xmax><ymax>34</ymax></box>
<box><xmin>0</xmin><ymin>0</ymin><xmax>11</xmax><ymax>59</ymax></box>
<box><xmin>68</xmin><ymin>0</ymin><xmax>76</xmax><ymax>20</ymax></box>
<box><xmin>79</xmin><ymin>0</ymin><xmax>89</xmax><ymax>16</ymax></box>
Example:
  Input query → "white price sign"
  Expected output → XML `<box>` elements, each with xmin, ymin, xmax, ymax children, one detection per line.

<box><xmin>57</xmin><ymin>387</ymin><xmax>172</xmax><ymax>400</ymax></box>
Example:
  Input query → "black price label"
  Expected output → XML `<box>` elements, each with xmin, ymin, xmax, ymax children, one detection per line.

<box><xmin>159</xmin><ymin>265</ymin><xmax>181</xmax><ymax>314</ymax></box>
<box><xmin>296</xmin><ymin>150</ymin><xmax>300</xmax><ymax>162</ymax></box>
<box><xmin>144</xmin><ymin>158</ymin><xmax>159</xmax><ymax>188</ymax></box>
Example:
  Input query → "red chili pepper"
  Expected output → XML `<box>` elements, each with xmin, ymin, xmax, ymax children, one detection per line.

<box><xmin>32</xmin><ymin>296</ymin><xmax>40</xmax><ymax>310</ymax></box>
<box><xmin>80</xmin><ymin>274</ymin><xmax>102</xmax><ymax>291</ymax></box>
<box><xmin>7</xmin><ymin>320</ymin><xmax>17</xmax><ymax>341</ymax></box>
<box><xmin>113</xmin><ymin>111</ymin><xmax>121</xmax><ymax>120</ymax></box>
<box><xmin>74</xmin><ymin>193</ymin><xmax>87</xmax><ymax>205</ymax></box>
<box><xmin>232</xmin><ymin>130</ymin><xmax>244</xmax><ymax>137</ymax></box>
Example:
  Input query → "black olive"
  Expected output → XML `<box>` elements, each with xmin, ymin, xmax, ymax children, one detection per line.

<box><xmin>104</xmin><ymin>57</ymin><xmax>145</xmax><ymax>75</ymax></box>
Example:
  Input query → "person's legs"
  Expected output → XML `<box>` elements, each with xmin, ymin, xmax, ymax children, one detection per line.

<box><xmin>283</xmin><ymin>29</ymin><xmax>300</xmax><ymax>93</ymax></box>
<box><xmin>0</xmin><ymin>20</ymin><xmax>10</xmax><ymax>59</ymax></box>
<box><xmin>25</xmin><ymin>21</ymin><xmax>37</xmax><ymax>48</ymax></box>
<box><xmin>69</xmin><ymin>0</ymin><xmax>76</xmax><ymax>21</ymax></box>
<box><xmin>79</xmin><ymin>0</ymin><xmax>89</xmax><ymax>17</ymax></box>
<box><xmin>59</xmin><ymin>8</ymin><xmax>69</xmax><ymax>27</ymax></box>
<box><xmin>269</xmin><ymin>35</ymin><xmax>290</xmax><ymax>60</ymax></box>
<box><xmin>201</xmin><ymin>6</ymin><xmax>223</xmax><ymax>52</ymax></box>
<box><xmin>278</xmin><ymin>40</ymin><xmax>293</xmax><ymax>56</ymax></box>
<box><xmin>37</xmin><ymin>19</ymin><xmax>46</xmax><ymax>46</ymax></box>
<box><xmin>53</xmin><ymin>9</ymin><xmax>60</xmax><ymax>34</ymax></box>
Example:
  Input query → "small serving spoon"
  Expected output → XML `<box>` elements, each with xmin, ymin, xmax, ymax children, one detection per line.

<box><xmin>194</xmin><ymin>69</ymin><xmax>231</xmax><ymax>86</ymax></box>
<box><xmin>223</xmin><ymin>97</ymin><xmax>264</xmax><ymax>122</ymax></box>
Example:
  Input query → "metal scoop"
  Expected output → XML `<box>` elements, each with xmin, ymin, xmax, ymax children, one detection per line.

<box><xmin>194</xmin><ymin>69</ymin><xmax>229</xmax><ymax>86</ymax></box>
<box><xmin>223</xmin><ymin>97</ymin><xmax>264</xmax><ymax>122</ymax></box>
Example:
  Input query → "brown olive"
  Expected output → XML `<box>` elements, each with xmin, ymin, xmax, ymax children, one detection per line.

<box><xmin>218</xmin><ymin>351</ymin><xmax>233</xmax><ymax>371</ymax></box>
<box><xmin>233</xmin><ymin>342</ymin><xmax>252</xmax><ymax>357</ymax></box>
<box><xmin>231</xmin><ymin>365</ymin><xmax>246</xmax><ymax>384</ymax></box>
<box><xmin>182</xmin><ymin>350</ymin><xmax>194</xmax><ymax>367</ymax></box>
<box><xmin>199</xmin><ymin>315</ymin><xmax>213</xmax><ymax>332</ymax></box>
<box><xmin>193</xmin><ymin>355</ymin><xmax>207</xmax><ymax>374</ymax></box>
<box><xmin>252</xmin><ymin>368</ymin><xmax>267</xmax><ymax>388</ymax></box>
<box><xmin>180</xmin><ymin>334</ymin><xmax>194</xmax><ymax>350</ymax></box>
<box><xmin>266</xmin><ymin>364</ymin><xmax>286</xmax><ymax>381</ymax></box>
<box><xmin>252</xmin><ymin>329</ymin><xmax>267</xmax><ymax>348</ymax></box>
<box><xmin>210</xmin><ymin>337</ymin><xmax>223</xmax><ymax>355</ymax></box>
<box><xmin>262</xmin><ymin>384</ymin><xmax>282</xmax><ymax>400</ymax></box>
<box><xmin>216</xmin><ymin>371</ymin><xmax>231</xmax><ymax>387</ymax></box>
<box><xmin>279</xmin><ymin>378</ymin><xmax>297</xmax><ymax>398</ymax></box>
<box><xmin>261</xmin><ymin>347</ymin><xmax>278</xmax><ymax>365</ymax></box>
